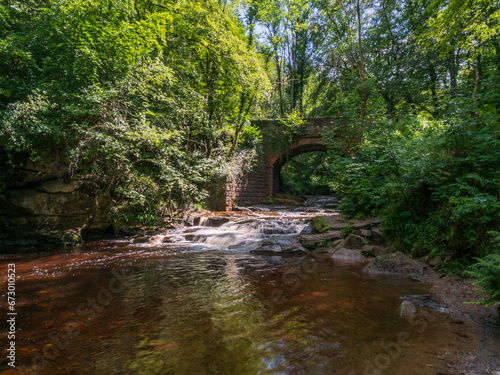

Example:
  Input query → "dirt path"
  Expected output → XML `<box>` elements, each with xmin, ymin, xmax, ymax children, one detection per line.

<box><xmin>425</xmin><ymin>267</ymin><xmax>500</xmax><ymax>374</ymax></box>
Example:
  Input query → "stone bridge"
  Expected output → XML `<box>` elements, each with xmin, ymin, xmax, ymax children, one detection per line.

<box><xmin>208</xmin><ymin>118</ymin><xmax>339</xmax><ymax>210</ymax></box>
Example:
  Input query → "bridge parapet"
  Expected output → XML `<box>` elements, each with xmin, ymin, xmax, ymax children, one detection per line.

<box><xmin>253</xmin><ymin>117</ymin><xmax>334</xmax><ymax>138</ymax></box>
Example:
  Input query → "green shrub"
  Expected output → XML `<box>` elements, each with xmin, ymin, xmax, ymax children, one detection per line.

<box><xmin>262</xmin><ymin>196</ymin><xmax>274</xmax><ymax>204</ymax></box>
<box><xmin>464</xmin><ymin>232</ymin><xmax>500</xmax><ymax>316</ymax></box>
<box><xmin>340</xmin><ymin>222</ymin><xmax>354</xmax><ymax>238</ymax></box>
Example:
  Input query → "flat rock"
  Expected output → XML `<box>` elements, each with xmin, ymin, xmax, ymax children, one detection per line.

<box><xmin>38</xmin><ymin>179</ymin><xmax>81</xmax><ymax>193</ymax></box>
<box><xmin>324</xmin><ymin>203</ymin><xmax>338</xmax><ymax>209</ymax></box>
<box><xmin>309</xmin><ymin>216</ymin><xmax>382</xmax><ymax>233</ymax></box>
<box><xmin>331</xmin><ymin>248</ymin><xmax>365</xmax><ymax>261</ymax></box>
<box><xmin>364</xmin><ymin>252</ymin><xmax>424</xmax><ymax>276</ymax></box>
<box><xmin>250</xmin><ymin>239</ymin><xmax>307</xmax><ymax>256</ymax></box>
<box><xmin>299</xmin><ymin>231</ymin><xmax>342</xmax><ymax>248</ymax></box>
<box><xmin>270</xmin><ymin>198</ymin><xmax>303</xmax><ymax>206</ymax></box>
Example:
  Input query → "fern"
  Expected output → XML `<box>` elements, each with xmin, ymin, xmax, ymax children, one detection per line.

<box><xmin>464</xmin><ymin>231</ymin><xmax>500</xmax><ymax>309</ymax></box>
<box><xmin>466</xmin><ymin>172</ymin><xmax>490</xmax><ymax>189</ymax></box>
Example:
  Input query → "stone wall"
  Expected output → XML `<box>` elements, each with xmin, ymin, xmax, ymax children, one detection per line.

<box><xmin>227</xmin><ymin>151</ymin><xmax>273</xmax><ymax>208</ymax></box>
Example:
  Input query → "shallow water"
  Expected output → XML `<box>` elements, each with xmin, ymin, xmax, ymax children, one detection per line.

<box><xmin>0</xmin><ymin>207</ymin><xmax>478</xmax><ymax>374</ymax></box>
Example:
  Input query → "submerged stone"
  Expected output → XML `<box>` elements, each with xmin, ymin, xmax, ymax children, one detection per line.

<box><xmin>331</xmin><ymin>248</ymin><xmax>365</xmax><ymax>261</ymax></box>
<box><xmin>397</xmin><ymin>300</ymin><xmax>417</xmax><ymax>317</ymax></box>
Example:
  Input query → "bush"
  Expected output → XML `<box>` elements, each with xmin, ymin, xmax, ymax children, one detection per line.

<box><xmin>464</xmin><ymin>232</ymin><xmax>500</xmax><ymax>316</ymax></box>
<box><xmin>323</xmin><ymin>110</ymin><xmax>500</xmax><ymax>263</ymax></box>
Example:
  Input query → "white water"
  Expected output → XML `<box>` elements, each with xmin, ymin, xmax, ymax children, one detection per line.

<box><xmin>138</xmin><ymin>196</ymin><xmax>342</xmax><ymax>252</ymax></box>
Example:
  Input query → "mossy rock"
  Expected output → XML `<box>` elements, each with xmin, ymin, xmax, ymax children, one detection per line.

<box><xmin>364</xmin><ymin>252</ymin><xmax>424</xmax><ymax>276</ymax></box>
<box><xmin>310</xmin><ymin>217</ymin><xmax>331</xmax><ymax>234</ymax></box>
<box><xmin>59</xmin><ymin>230</ymin><xmax>82</xmax><ymax>245</ymax></box>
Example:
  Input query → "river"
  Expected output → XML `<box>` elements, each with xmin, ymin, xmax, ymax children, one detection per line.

<box><xmin>0</xmin><ymin>198</ymin><xmax>479</xmax><ymax>374</ymax></box>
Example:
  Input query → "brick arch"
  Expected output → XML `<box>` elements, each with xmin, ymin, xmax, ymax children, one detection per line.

<box><xmin>271</xmin><ymin>143</ymin><xmax>328</xmax><ymax>194</ymax></box>
<box><xmin>211</xmin><ymin>118</ymin><xmax>351</xmax><ymax>210</ymax></box>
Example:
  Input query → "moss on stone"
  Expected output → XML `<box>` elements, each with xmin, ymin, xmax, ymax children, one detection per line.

<box><xmin>310</xmin><ymin>217</ymin><xmax>330</xmax><ymax>234</ymax></box>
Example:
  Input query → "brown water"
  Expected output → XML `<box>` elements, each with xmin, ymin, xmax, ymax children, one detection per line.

<box><xmin>0</xmin><ymin>211</ymin><xmax>479</xmax><ymax>375</ymax></box>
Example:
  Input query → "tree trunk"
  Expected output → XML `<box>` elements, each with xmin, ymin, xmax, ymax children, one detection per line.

<box><xmin>472</xmin><ymin>54</ymin><xmax>482</xmax><ymax>117</ymax></box>
<box><xmin>333</xmin><ymin>51</ymin><xmax>343</xmax><ymax>98</ymax></box>
<box><xmin>290</xmin><ymin>32</ymin><xmax>296</xmax><ymax>113</ymax></box>
<box><xmin>493</xmin><ymin>40</ymin><xmax>500</xmax><ymax>76</ymax></box>
<box><xmin>428</xmin><ymin>61</ymin><xmax>438</xmax><ymax>113</ymax></box>
<box><xmin>276</xmin><ymin>53</ymin><xmax>285</xmax><ymax>118</ymax></box>
<box><xmin>405</xmin><ymin>92</ymin><xmax>417</xmax><ymax>116</ymax></box>
<box><xmin>448</xmin><ymin>48</ymin><xmax>458</xmax><ymax>99</ymax></box>
<box><xmin>356</xmin><ymin>0</ymin><xmax>368</xmax><ymax>119</ymax></box>
<box><xmin>381</xmin><ymin>92</ymin><xmax>395</xmax><ymax>118</ymax></box>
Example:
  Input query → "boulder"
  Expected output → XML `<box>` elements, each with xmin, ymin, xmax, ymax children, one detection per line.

<box><xmin>329</xmin><ymin>234</ymin><xmax>366</xmax><ymax>253</ymax></box>
<box><xmin>361</xmin><ymin>245</ymin><xmax>387</xmax><ymax>257</ymax></box>
<box><xmin>309</xmin><ymin>215</ymin><xmax>347</xmax><ymax>233</ymax></box>
<box><xmin>370</xmin><ymin>227</ymin><xmax>386</xmax><ymax>245</ymax></box>
<box><xmin>397</xmin><ymin>301</ymin><xmax>417</xmax><ymax>317</ymax></box>
<box><xmin>364</xmin><ymin>252</ymin><xmax>425</xmax><ymax>276</ymax></box>
<box><xmin>309</xmin><ymin>217</ymin><xmax>332</xmax><ymax>233</ymax></box>
<box><xmin>356</xmin><ymin>229</ymin><xmax>372</xmax><ymax>237</ymax></box>
<box><xmin>331</xmin><ymin>248</ymin><xmax>365</xmax><ymax>261</ymax></box>
<box><xmin>193</xmin><ymin>216</ymin><xmax>231</xmax><ymax>227</ymax></box>
<box><xmin>59</xmin><ymin>229</ymin><xmax>83</xmax><ymax>245</ymax></box>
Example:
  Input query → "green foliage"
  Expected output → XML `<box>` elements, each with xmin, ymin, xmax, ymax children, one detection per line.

<box><xmin>340</xmin><ymin>222</ymin><xmax>354</xmax><ymax>238</ymax></box>
<box><xmin>265</xmin><ymin>110</ymin><xmax>307</xmax><ymax>155</ymax></box>
<box><xmin>280</xmin><ymin>152</ymin><xmax>332</xmax><ymax>195</ymax></box>
<box><xmin>0</xmin><ymin>0</ymin><xmax>270</xmax><ymax>228</ymax></box>
<box><xmin>464</xmin><ymin>232</ymin><xmax>500</xmax><ymax>308</ymax></box>
<box><xmin>278</xmin><ymin>110</ymin><xmax>307</xmax><ymax>133</ymax></box>
<box><xmin>262</xmin><ymin>196</ymin><xmax>274</xmax><ymax>204</ymax></box>
<box><xmin>238</xmin><ymin>124</ymin><xmax>262</xmax><ymax>149</ymax></box>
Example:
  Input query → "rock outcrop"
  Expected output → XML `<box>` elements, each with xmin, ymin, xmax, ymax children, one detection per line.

<box><xmin>0</xmin><ymin>161</ymin><xmax>112</xmax><ymax>248</ymax></box>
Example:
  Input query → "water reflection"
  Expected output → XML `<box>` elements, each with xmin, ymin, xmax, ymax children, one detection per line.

<box><xmin>0</xmin><ymin>246</ymin><xmax>478</xmax><ymax>375</ymax></box>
